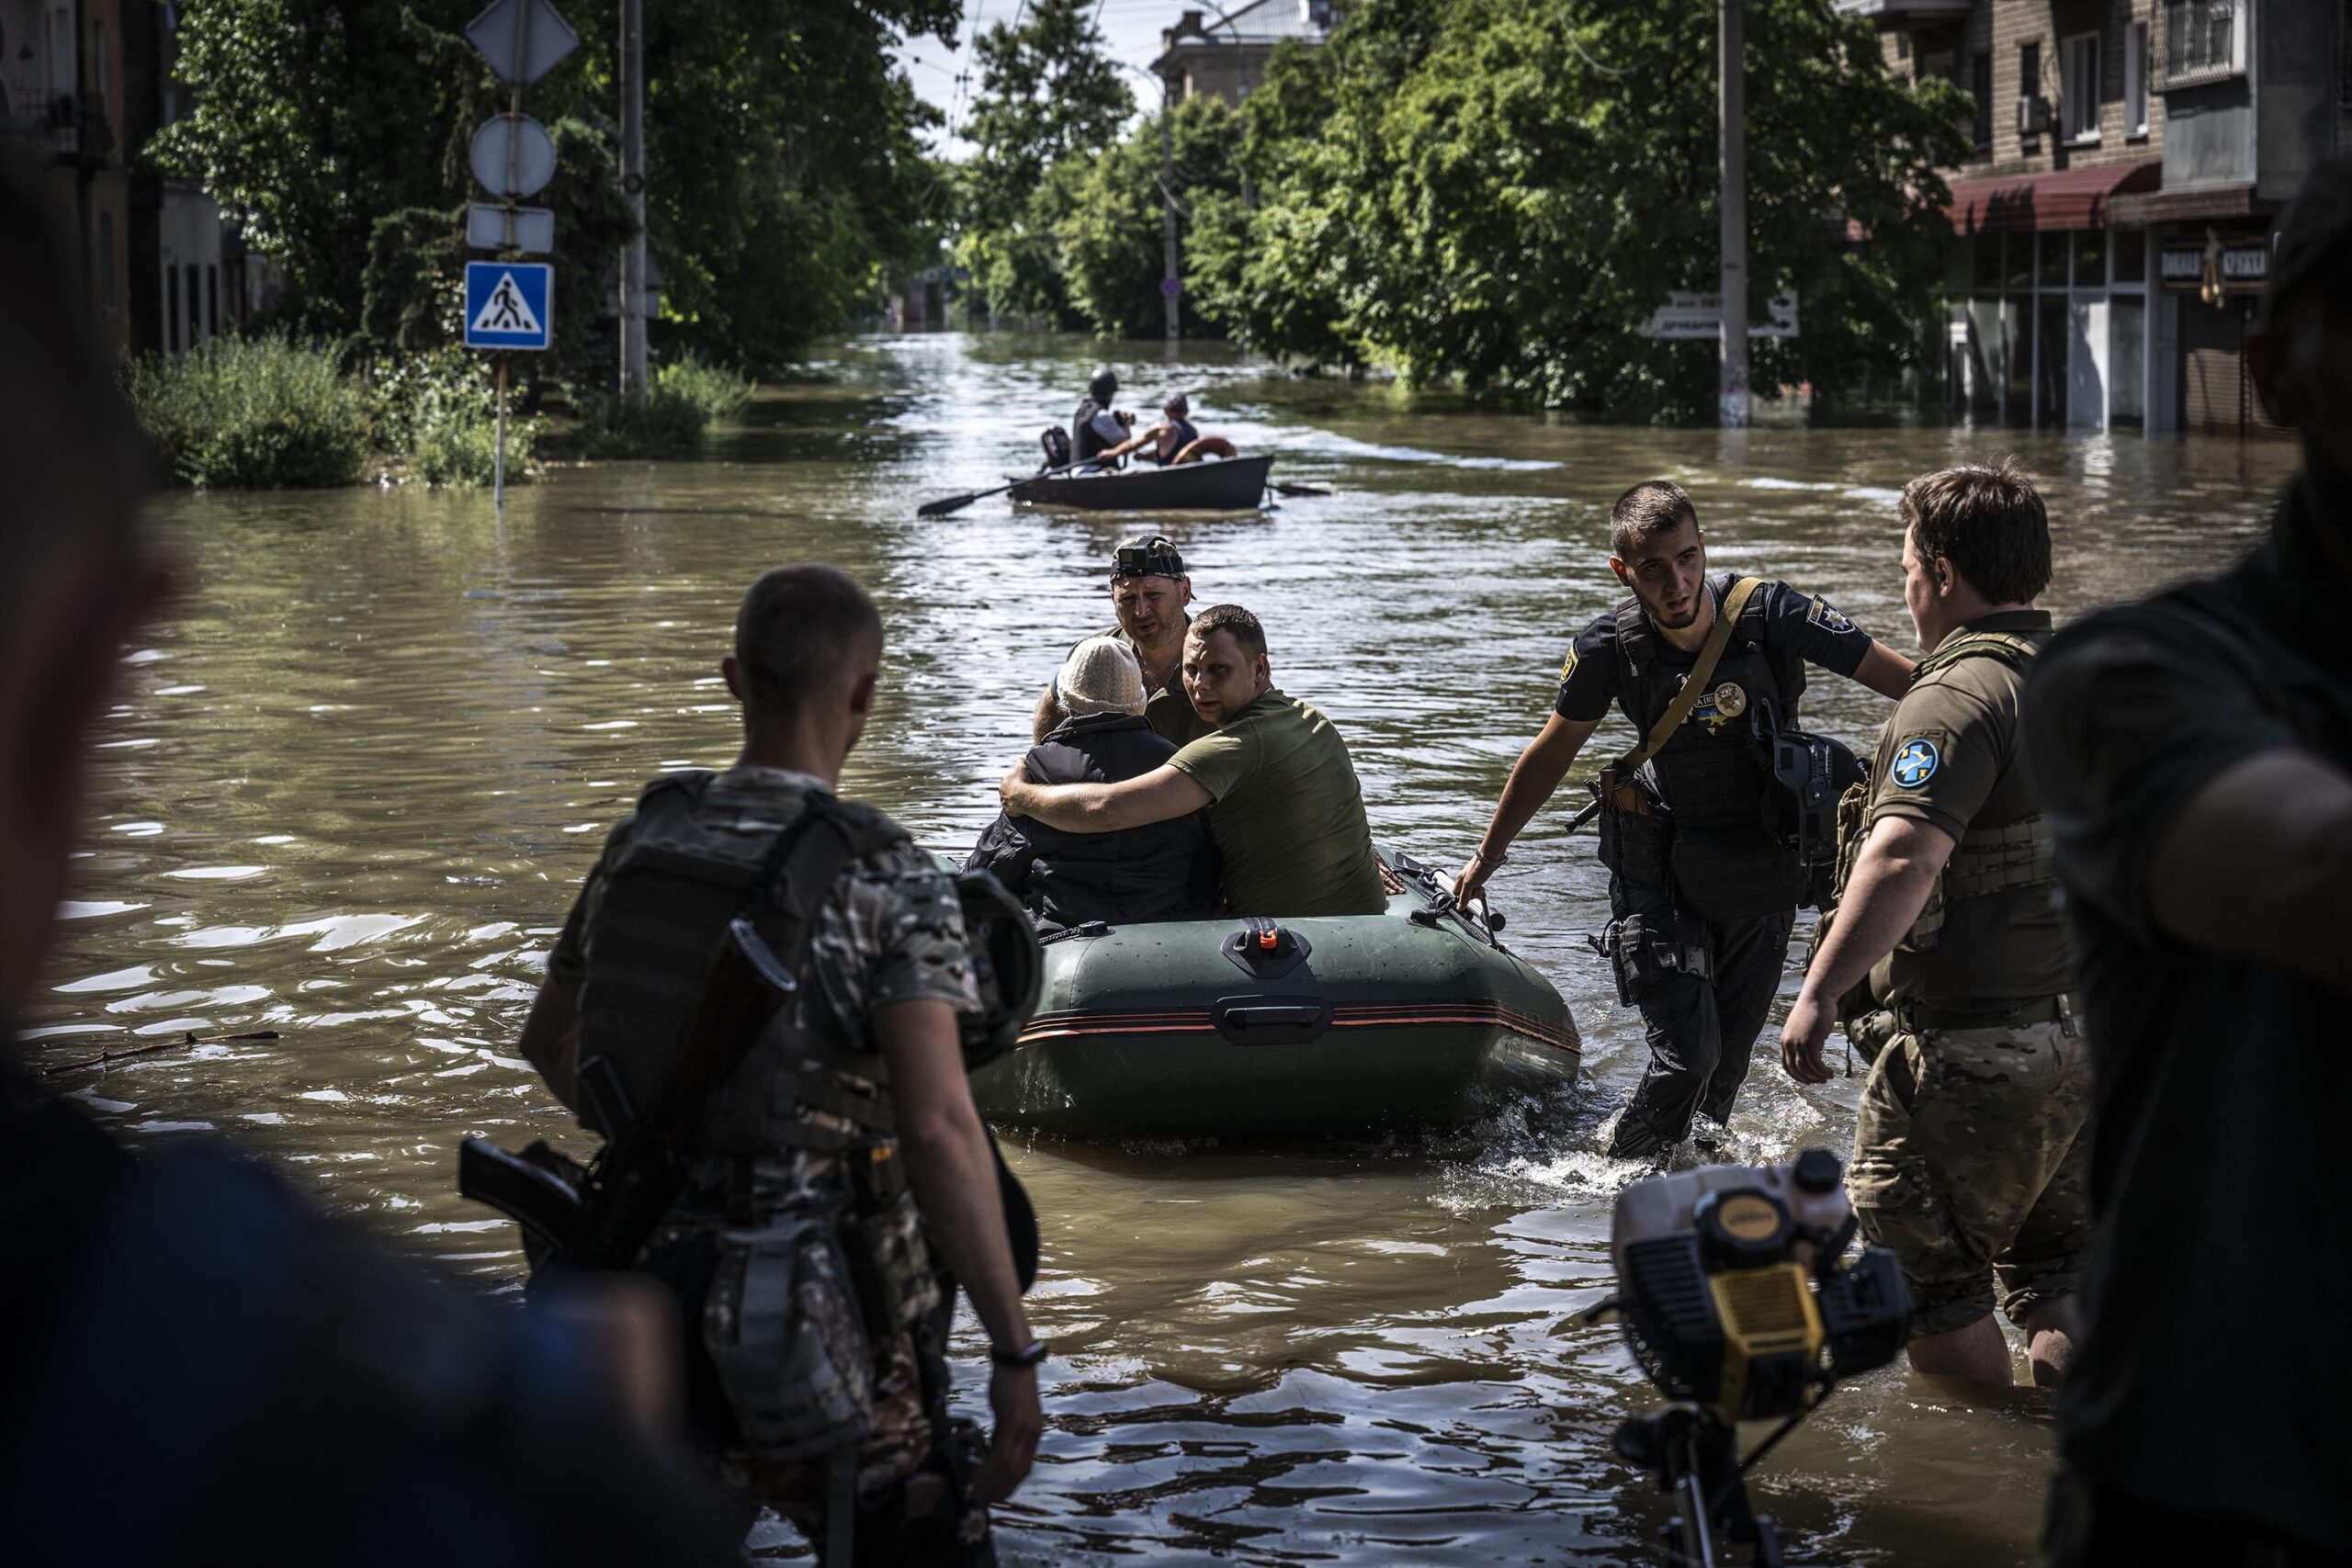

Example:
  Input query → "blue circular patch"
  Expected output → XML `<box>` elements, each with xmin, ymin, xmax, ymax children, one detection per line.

<box><xmin>1891</xmin><ymin>739</ymin><xmax>1940</xmax><ymax>788</ymax></box>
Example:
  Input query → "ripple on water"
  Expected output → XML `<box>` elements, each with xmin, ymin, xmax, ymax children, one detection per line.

<box><xmin>35</xmin><ymin>335</ymin><xmax>2293</xmax><ymax>1567</ymax></box>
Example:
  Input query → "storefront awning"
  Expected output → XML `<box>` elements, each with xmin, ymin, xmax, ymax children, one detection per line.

<box><xmin>1942</xmin><ymin>161</ymin><xmax>2161</xmax><ymax>234</ymax></box>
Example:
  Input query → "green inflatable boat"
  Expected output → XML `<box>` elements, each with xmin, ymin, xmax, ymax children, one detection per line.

<box><xmin>969</xmin><ymin>850</ymin><xmax>1580</xmax><ymax>1139</ymax></box>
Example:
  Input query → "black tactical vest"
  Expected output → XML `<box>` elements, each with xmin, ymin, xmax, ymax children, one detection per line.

<box><xmin>1613</xmin><ymin>574</ymin><xmax>1808</xmax><ymax>922</ymax></box>
<box><xmin>575</xmin><ymin>773</ymin><xmax>910</xmax><ymax>1158</ymax></box>
<box><xmin>1072</xmin><ymin>398</ymin><xmax>1114</xmax><ymax>460</ymax></box>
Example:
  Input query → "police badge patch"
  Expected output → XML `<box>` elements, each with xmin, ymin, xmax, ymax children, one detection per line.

<box><xmin>1808</xmin><ymin>595</ymin><xmax>1857</xmax><ymax>636</ymax></box>
<box><xmin>1891</xmin><ymin>738</ymin><xmax>1940</xmax><ymax>788</ymax></box>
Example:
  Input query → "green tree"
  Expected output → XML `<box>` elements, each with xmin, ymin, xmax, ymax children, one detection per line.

<box><xmin>1210</xmin><ymin>0</ymin><xmax>1970</xmax><ymax>417</ymax></box>
<box><xmin>153</xmin><ymin>0</ymin><xmax>956</xmax><ymax>378</ymax></box>
<box><xmin>956</xmin><ymin>0</ymin><xmax>1132</xmax><ymax>323</ymax></box>
<box><xmin>1056</xmin><ymin>96</ymin><xmax>1244</xmax><ymax>339</ymax></box>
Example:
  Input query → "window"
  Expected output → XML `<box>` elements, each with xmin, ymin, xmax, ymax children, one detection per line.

<box><xmin>185</xmin><ymin>264</ymin><xmax>199</xmax><ymax>344</ymax></box>
<box><xmin>2020</xmin><ymin>40</ymin><xmax>2040</xmax><ymax>99</ymax></box>
<box><xmin>166</xmin><ymin>268</ymin><xmax>180</xmax><ymax>355</ymax></box>
<box><xmin>2125</xmin><ymin>20</ymin><xmax>2150</xmax><ymax>135</ymax></box>
<box><xmin>2062</xmin><ymin>33</ymin><xmax>2100</xmax><ymax>143</ymax></box>
<box><xmin>2164</xmin><ymin>0</ymin><xmax>2245</xmax><ymax>88</ymax></box>
<box><xmin>97</xmin><ymin>210</ymin><xmax>115</xmax><ymax>307</ymax></box>
<box><xmin>1971</xmin><ymin>52</ymin><xmax>1992</xmax><ymax>149</ymax></box>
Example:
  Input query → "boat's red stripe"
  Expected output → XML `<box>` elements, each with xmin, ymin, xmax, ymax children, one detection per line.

<box><xmin>1017</xmin><ymin>1001</ymin><xmax>1578</xmax><ymax>1055</ymax></box>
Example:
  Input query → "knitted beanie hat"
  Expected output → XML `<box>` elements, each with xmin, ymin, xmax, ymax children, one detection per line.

<box><xmin>1055</xmin><ymin>637</ymin><xmax>1148</xmax><ymax>717</ymax></box>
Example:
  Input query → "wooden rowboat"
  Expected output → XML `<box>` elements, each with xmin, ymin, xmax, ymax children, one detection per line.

<box><xmin>1005</xmin><ymin>454</ymin><xmax>1274</xmax><ymax>512</ymax></box>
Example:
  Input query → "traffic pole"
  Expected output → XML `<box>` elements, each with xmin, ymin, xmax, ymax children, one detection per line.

<box><xmin>1719</xmin><ymin>0</ymin><xmax>1749</xmax><ymax>428</ymax></box>
<box><xmin>495</xmin><ymin>352</ymin><xmax>509</xmax><ymax>513</ymax></box>
<box><xmin>1161</xmin><ymin>82</ymin><xmax>1179</xmax><ymax>346</ymax></box>
<box><xmin>618</xmin><ymin>0</ymin><xmax>648</xmax><ymax>405</ymax></box>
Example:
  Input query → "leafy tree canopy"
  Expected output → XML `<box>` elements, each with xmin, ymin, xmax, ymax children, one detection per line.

<box><xmin>955</xmin><ymin>0</ymin><xmax>1131</xmax><ymax>323</ymax></box>
<box><xmin>1195</xmin><ymin>0</ymin><xmax>1971</xmax><ymax>420</ymax></box>
<box><xmin>1056</xmin><ymin>96</ymin><xmax>1243</xmax><ymax>340</ymax></box>
<box><xmin>154</xmin><ymin>0</ymin><xmax>957</xmax><ymax>378</ymax></box>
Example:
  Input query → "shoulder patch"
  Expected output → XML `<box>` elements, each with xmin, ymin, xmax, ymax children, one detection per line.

<box><xmin>1808</xmin><ymin>595</ymin><xmax>1857</xmax><ymax>636</ymax></box>
<box><xmin>1889</xmin><ymin>737</ymin><xmax>1940</xmax><ymax>788</ymax></box>
<box><xmin>1558</xmin><ymin>649</ymin><xmax>1578</xmax><ymax>684</ymax></box>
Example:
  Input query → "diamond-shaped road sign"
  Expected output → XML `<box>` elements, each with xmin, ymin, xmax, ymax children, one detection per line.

<box><xmin>465</xmin><ymin>261</ymin><xmax>553</xmax><ymax>351</ymax></box>
<box><xmin>466</xmin><ymin>0</ymin><xmax>579</xmax><ymax>88</ymax></box>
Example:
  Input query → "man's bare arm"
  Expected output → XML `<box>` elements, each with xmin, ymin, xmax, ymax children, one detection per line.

<box><xmin>2150</xmin><ymin>750</ymin><xmax>2352</xmax><ymax>994</ymax></box>
<box><xmin>1781</xmin><ymin>815</ymin><xmax>1954</xmax><ymax>1083</ymax></box>
<box><xmin>1001</xmin><ymin>762</ymin><xmax>1211</xmax><ymax>833</ymax></box>
<box><xmin>1451</xmin><ymin>715</ymin><xmax>1599</xmax><ymax>901</ymax></box>
<box><xmin>1851</xmin><ymin>640</ymin><xmax>1918</xmax><ymax>700</ymax></box>
<box><xmin>517</xmin><ymin>977</ymin><xmax>583</xmax><ymax>1112</ymax></box>
<box><xmin>876</xmin><ymin>998</ymin><xmax>1041</xmax><ymax>1503</ymax></box>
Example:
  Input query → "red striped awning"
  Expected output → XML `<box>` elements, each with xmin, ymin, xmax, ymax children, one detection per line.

<box><xmin>1942</xmin><ymin>160</ymin><xmax>2161</xmax><ymax>233</ymax></box>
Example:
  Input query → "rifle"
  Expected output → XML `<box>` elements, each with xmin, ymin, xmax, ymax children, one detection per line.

<box><xmin>460</xmin><ymin>914</ymin><xmax>800</xmax><ymax>1270</ymax></box>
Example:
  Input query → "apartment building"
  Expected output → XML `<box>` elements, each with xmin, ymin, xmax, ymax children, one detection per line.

<box><xmin>2</xmin><ymin>0</ymin><xmax>249</xmax><ymax>358</ymax></box>
<box><xmin>1844</xmin><ymin>0</ymin><xmax>2348</xmax><ymax>436</ymax></box>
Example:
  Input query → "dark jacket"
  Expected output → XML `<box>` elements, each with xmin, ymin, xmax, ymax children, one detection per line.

<box><xmin>967</xmin><ymin>712</ymin><xmax>1218</xmax><ymax>931</ymax></box>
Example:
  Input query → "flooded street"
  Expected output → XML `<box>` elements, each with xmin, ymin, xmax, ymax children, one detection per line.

<box><xmin>35</xmin><ymin>333</ymin><xmax>2296</xmax><ymax>1564</ymax></box>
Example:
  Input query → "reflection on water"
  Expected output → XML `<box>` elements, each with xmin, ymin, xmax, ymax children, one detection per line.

<box><xmin>36</xmin><ymin>333</ymin><xmax>2295</xmax><ymax>1563</ymax></box>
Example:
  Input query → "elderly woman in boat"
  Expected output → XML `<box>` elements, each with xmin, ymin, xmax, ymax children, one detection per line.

<box><xmin>999</xmin><ymin>605</ymin><xmax>1385</xmax><ymax>919</ymax></box>
<box><xmin>970</xmin><ymin>637</ymin><xmax>1218</xmax><ymax>932</ymax></box>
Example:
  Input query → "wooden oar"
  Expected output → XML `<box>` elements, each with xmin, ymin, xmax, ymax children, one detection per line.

<box><xmin>916</xmin><ymin>457</ymin><xmax>1092</xmax><ymax>518</ymax></box>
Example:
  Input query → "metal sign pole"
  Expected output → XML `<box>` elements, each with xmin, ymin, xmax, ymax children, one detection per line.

<box><xmin>495</xmin><ymin>352</ymin><xmax>509</xmax><ymax>513</ymax></box>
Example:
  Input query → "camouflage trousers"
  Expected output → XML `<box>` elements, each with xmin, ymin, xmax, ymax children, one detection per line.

<box><xmin>1847</xmin><ymin>1013</ymin><xmax>2092</xmax><ymax>1338</ymax></box>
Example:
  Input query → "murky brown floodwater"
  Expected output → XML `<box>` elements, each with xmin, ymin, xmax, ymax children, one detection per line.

<box><xmin>34</xmin><ymin>333</ymin><xmax>2297</xmax><ymax>1563</ymax></box>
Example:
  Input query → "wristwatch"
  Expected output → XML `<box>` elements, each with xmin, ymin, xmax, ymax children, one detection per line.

<box><xmin>990</xmin><ymin>1339</ymin><xmax>1049</xmax><ymax>1371</ymax></box>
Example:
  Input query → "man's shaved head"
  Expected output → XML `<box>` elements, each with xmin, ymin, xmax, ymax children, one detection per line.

<box><xmin>733</xmin><ymin>564</ymin><xmax>885</xmax><ymax>723</ymax></box>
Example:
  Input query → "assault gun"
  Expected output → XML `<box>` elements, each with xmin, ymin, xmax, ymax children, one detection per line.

<box><xmin>458</xmin><ymin>915</ymin><xmax>800</xmax><ymax>1271</ymax></box>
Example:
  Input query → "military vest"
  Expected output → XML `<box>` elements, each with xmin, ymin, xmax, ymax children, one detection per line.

<box><xmin>575</xmin><ymin>772</ymin><xmax>910</xmax><ymax>1159</ymax></box>
<box><xmin>1826</xmin><ymin>630</ymin><xmax>2055</xmax><ymax>953</ymax></box>
<box><xmin>1613</xmin><ymin>575</ymin><xmax>1809</xmax><ymax>921</ymax></box>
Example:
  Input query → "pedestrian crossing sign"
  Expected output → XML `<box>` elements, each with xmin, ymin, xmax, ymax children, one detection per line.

<box><xmin>464</xmin><ymin>261</ymin><xmax>553</xmax><ymax>350</ymax></box>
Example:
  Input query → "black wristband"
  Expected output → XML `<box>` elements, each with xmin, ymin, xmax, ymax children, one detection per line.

<box><xmin>990</xmin><ymin>1339</ymin><xmax>1048</xmax><ymax>1371</ymax></box>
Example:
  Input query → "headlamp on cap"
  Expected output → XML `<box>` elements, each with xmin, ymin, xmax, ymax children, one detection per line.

<box><xmin>1112</xmin><ymin>536</ymin><xmax>1185</xmax><ymax>581</ymax></box>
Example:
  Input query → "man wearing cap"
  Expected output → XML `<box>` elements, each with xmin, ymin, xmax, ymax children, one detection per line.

<box><xmin>1033</xmin><ymin>536</ymin><xmax>1212</xmax><ymax>749</ymax></box>
<box><xmin>970</xmin><ymin>637</ymin><xmax>1217</xmax><ymax>931</ymax></box>
<box><xmin>2022</xmin><ymin>156</ymin><xmax>2352</xmax><ymax>1565</ymax></box>
<box><xmin>1001</xmin><ymin>604</ymin><xmax>1386</xmax><ymax>919</ymax></box>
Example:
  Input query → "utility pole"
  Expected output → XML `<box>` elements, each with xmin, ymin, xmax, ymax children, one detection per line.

<box><xmin>618</xmin><ymin>0</ymin><xmax>648</xmax><ymax>405</ymax></box>
<box><xmin>1718</xmin><ymin>0</ymin><xmax>1748</xmax><ymax>428</ymax></box>
<box><xmin>1161</xmin><ymin>85</ymin><xmax>1180</xmax><ymax>345</ymax></box>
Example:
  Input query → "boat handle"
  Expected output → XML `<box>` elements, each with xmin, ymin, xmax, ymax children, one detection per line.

<box><xmin>1220</xmin><ymin>1004</ymin><xmax>1324</xmax><ymax>1028</ymax></box>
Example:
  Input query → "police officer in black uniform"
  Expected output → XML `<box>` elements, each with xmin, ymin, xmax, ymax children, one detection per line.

<box><xmin>1455</xmin><ymin>481</ymin><xmax>1915</xmax><ymax>1157</ymax></box>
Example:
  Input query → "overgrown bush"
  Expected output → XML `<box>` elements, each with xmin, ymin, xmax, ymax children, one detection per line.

<box><xmin>655</xmin><ymin>352</ymin><xmax>754</xmax><ymax>424</ymax></box>
<box><xmin>124</xmin><ymin>336</ymin><xmax>370</xmax><ymax>489</ymax></box>
<box><xmin>570</xmin><ymin>355</ymin><xmax>752</xmax><ymax>458</ymax></box>
<box><xmin>363</xmin><ymin>347</ymin><xmax>537</xmax><ymax>487</ymax></box>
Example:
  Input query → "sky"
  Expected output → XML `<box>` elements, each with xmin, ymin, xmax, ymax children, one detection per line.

<box><xmin>894</xmin><ymin>0</ymin><xmax>1199</xmax><ymax>159</ymax></box>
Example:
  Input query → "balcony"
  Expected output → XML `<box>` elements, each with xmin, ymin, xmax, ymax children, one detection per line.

<box><xmin>0</xmin><ymin>92</ymin><xmax>114</xmax><ymax>164</ymax></box>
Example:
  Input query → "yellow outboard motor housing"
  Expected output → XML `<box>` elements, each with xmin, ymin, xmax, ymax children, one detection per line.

<box><xmin>1591</xmin><ymin>1149</ymin><xmax>1911</xmax><ymax>1566</ymax></box>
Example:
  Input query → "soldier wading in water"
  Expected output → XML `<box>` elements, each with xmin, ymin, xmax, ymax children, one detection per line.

<box><xmin>1456</xmin><ymin>482</ymin><xmax>1915</xmax><ymax>1157</ymax></box>
<box><xmin>519</xmin><ymin>565</ymin><xmax>1043</xmax><ymax>1564</ymax></box>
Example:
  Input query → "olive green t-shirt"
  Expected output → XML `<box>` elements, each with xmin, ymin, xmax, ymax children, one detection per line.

<box><xmin>1104</xmin><ymin>624</ymin><xmax>1213</xmax><ymax>748</ymax></box>
<box><xmin>1865</xmin><ymin>611</ymin><xmax>2078</xmax><ymax>1012</ymax></box>
<box><xmin>1167</xmin><ymin>689</ymin><xmax>1386</xmax><ymax>918</ymax></box>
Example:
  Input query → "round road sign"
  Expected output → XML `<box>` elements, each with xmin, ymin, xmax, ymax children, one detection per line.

<box><xmin>470</xmin><ymin>113</ymin><xmax>558</xmax><ymax>199</ymax></box>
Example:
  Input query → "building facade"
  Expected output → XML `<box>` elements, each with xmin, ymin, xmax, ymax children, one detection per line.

<box><xmin>1844</xmin><ymin>0</ymin><xmax>2347</xmax><ymax>436</ymax></box>
<box><xmin>1152</xmin><ymin>0</ymin><xmax>1335</xmax><ymax>107</ymax></box>
<box><xmin>2</xmin><ymin>0</ymin><xmax>246</xmax><ymax>358</ymax></box>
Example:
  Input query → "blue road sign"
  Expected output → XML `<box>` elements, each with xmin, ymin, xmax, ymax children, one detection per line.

<box><xmin>465</xmin><ymin>261</ymin><xmax>553</xmax><ymax>350</ymax></box>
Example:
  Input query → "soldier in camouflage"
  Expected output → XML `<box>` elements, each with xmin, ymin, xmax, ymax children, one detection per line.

<box><xmin>520</xmin><ymin>565</ymin><xmax>1043</xmax><ymax>1563</ymax></box>
<box><xmin>1781</xmin><ymin>463</ymin><xmax>2085</xmax><ymax>1390</ymax></box>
